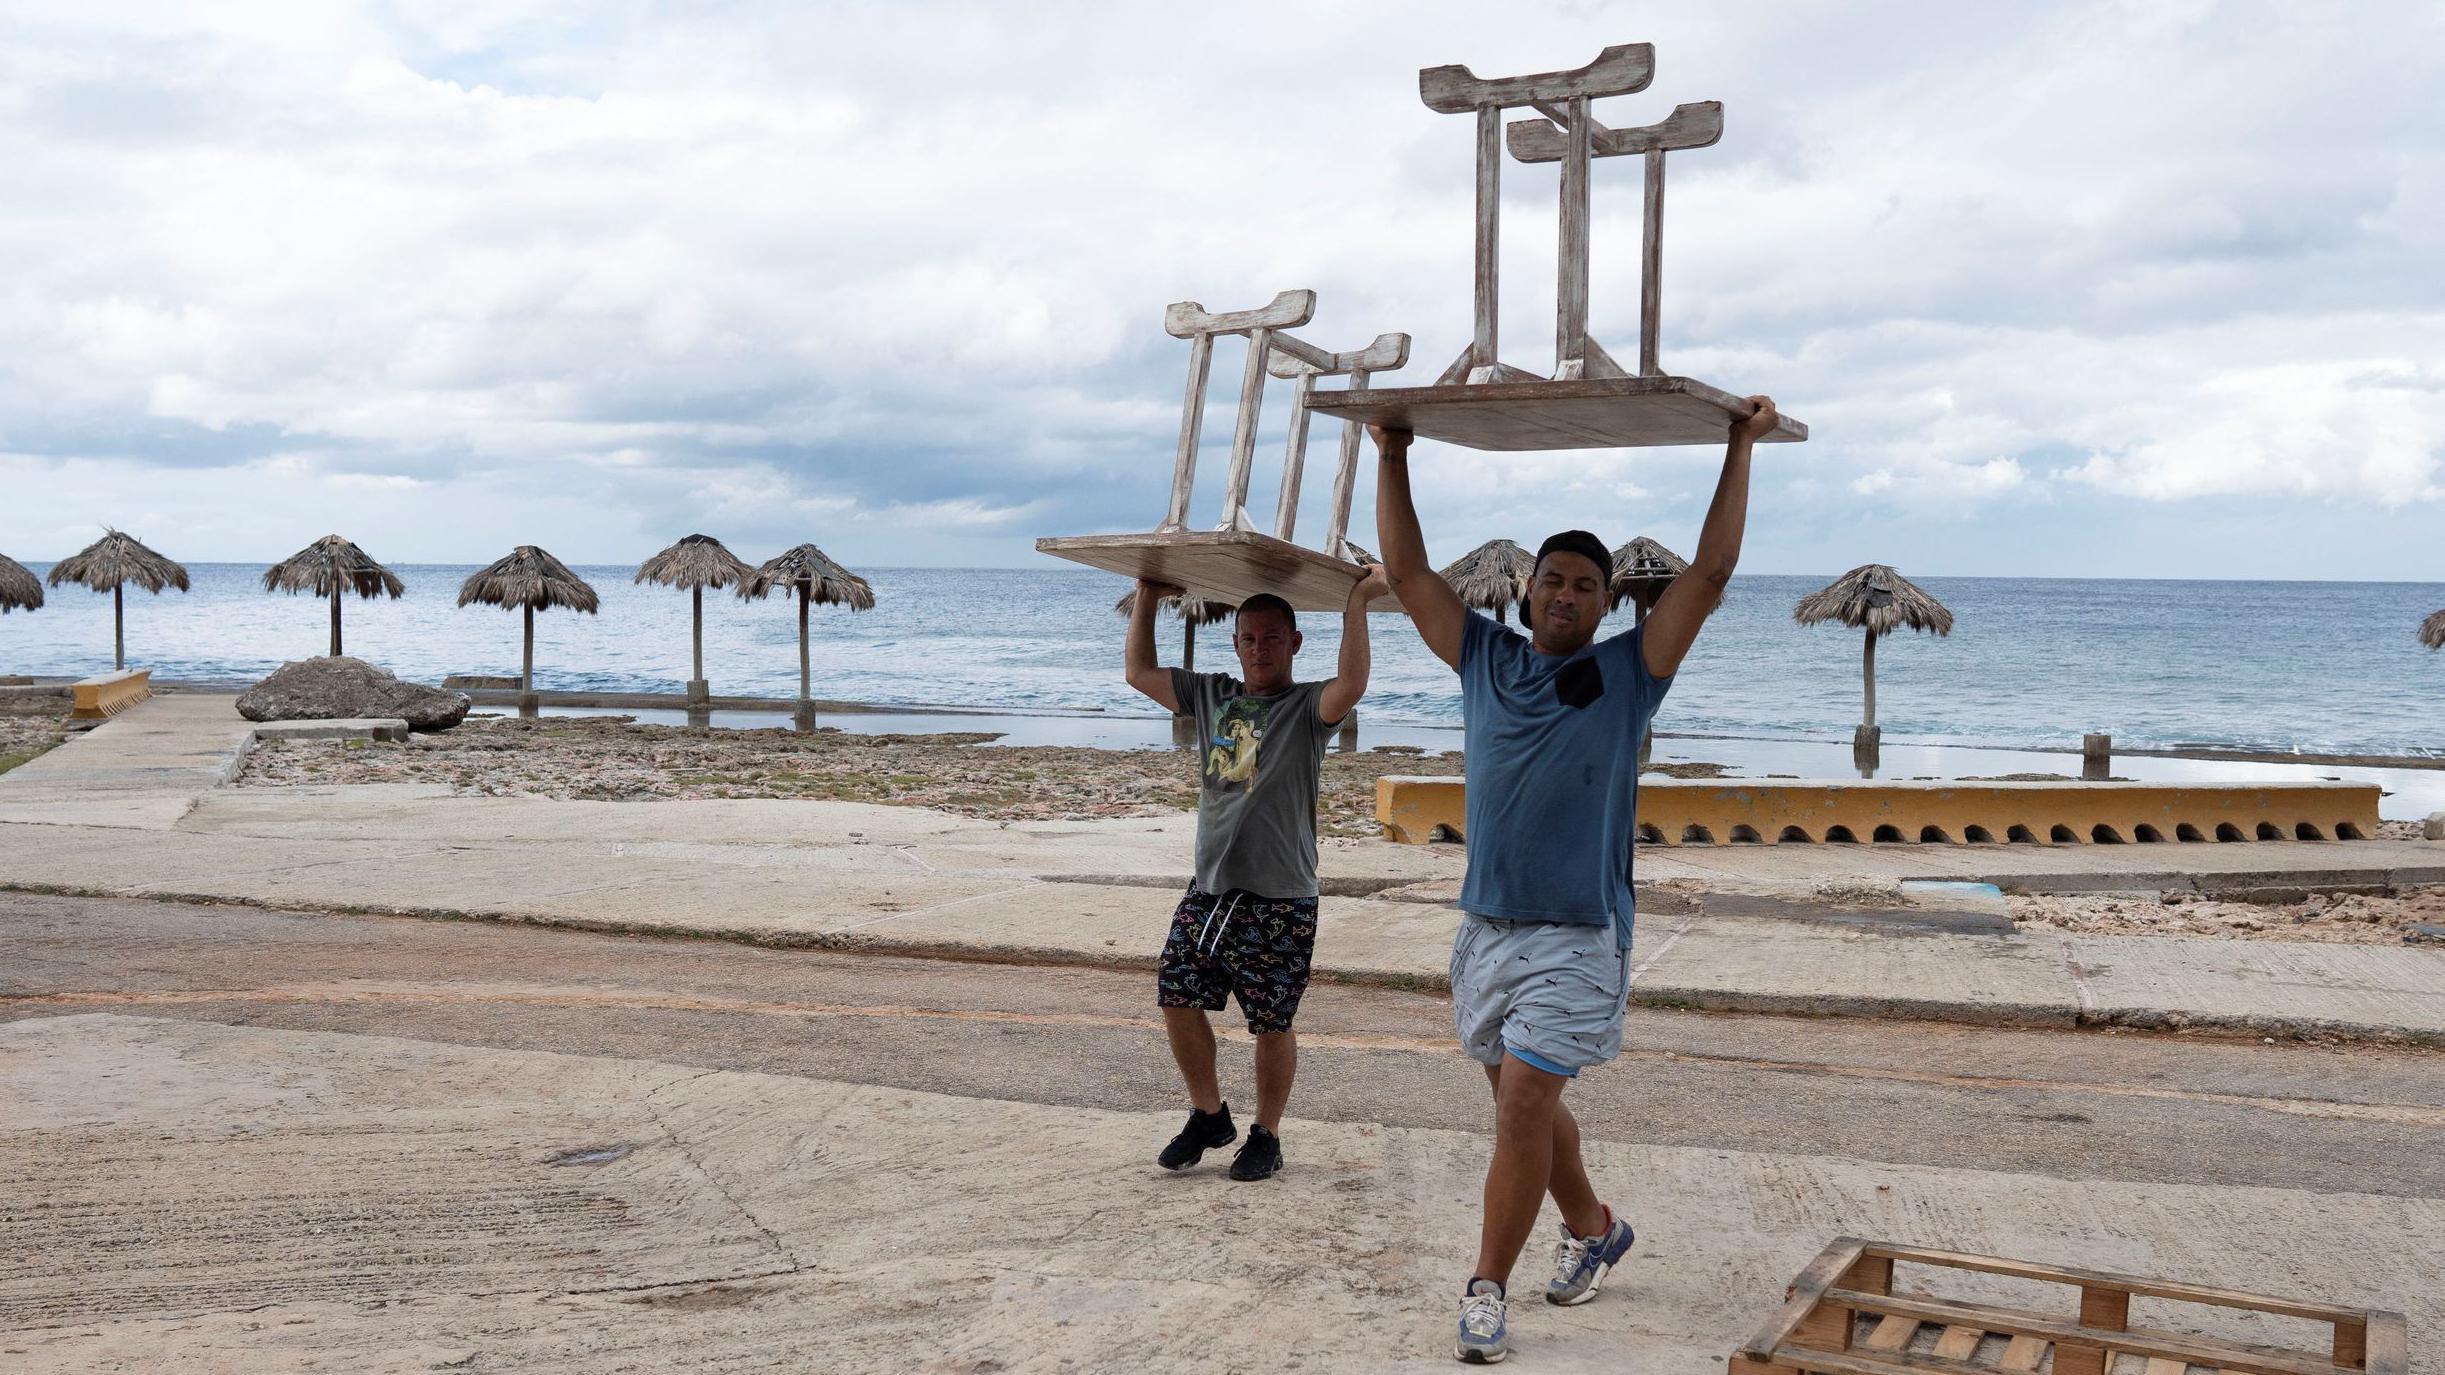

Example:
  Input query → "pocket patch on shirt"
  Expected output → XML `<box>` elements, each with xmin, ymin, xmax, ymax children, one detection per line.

<box><xmin>1555</xmin><ymin>657</ymin><xmax>1605</xmax><ymax>709</ymax></box>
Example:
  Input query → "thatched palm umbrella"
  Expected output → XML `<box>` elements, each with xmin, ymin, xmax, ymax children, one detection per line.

<box><xmin>456</xmin><ymin>546</ymin><xmax>600</xmax><ymax>708</ymax></box>
<box><xmin>263</xmin><ymin>534</ymin><xmax>403</xmax><ymax>658</ymax></box>
<box><xmin>741</xmin><ymin>543</ymin><xmax>873</xmax><ymax>725</ymax></box>
<box><xmin>1115</xmin><ymin>586</ymin><xmax>1235</xmax><ymax>675</ymax></box>
<box><xmin>2422</xmin><ymin>609</ymin><xmax>2445</xmax><ymax>651</ymax></box>
<box><xmin>47</xmin><ymin>530</ymin><xmax>189</xmax><ymax>670</ymax></box>
<box><xmin>1439</xmin><ymin>539</ymin><xmax>1534</xmax><ymax>623</ymax></box>
<box><xmin>0</xmin><ymin>555</ymin><xmax>42</xmax><ymax>616</ymax></box>
<box><xmin>1610</xmin><ymin>537</ymin><xmax>1687</xmax><ymax>624</ymax></box>
<box><xmin>636</xmin><ymin>534</ymin><xmax>755</xmax><ymax>703</ymax></box>
<box><xmin>1794</xmin><ymin>564</ymin><xmax>1954</xmax><ymax>734</ymax></box>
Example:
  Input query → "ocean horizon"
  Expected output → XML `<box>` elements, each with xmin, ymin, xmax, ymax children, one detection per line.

<box><xmin>11</xmin><ymin>561</ymin><xmax>2443</xmax><ymax>762</ymax></box>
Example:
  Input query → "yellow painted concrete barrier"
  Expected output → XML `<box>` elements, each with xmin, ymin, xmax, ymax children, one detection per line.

<box><xmin>68</xmin><ymin>668</ymin><xmax>153</xmax><ymax>722</ymax></box>
<box><xmin>1374</xmin><ymin>775</ymin><xmax>2382</xmax><ymax>846</ymax></box>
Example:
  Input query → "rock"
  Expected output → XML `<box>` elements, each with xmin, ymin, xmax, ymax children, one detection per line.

<box><xmin>238</xmin><ymin>657</ymin><xmax>470</xmax><ymax>732</ymax></box>
<box><xmin>2426</xmin><ymin>812</ymin><xmax>2445</xmax><ymax>841</ymax></box>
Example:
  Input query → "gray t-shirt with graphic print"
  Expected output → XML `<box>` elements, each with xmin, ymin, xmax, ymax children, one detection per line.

<box><xmin>1170</xmin><ymin>669</ymin><xmax>1341</xmax><ymax>900</ymax></box>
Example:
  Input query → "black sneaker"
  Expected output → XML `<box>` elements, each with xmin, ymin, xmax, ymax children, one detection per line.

<box><xmin>1158</xmin><ymin>1105</ymin><xmax>1236</xmax><ymax>1170</ymax></box>
<box><xmin>1228</xmin><ymin>1124</ymin><xmax>1283</xmax><ymax>1181</ymax></box>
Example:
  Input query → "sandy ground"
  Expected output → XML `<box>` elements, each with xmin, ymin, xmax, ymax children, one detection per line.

<box><xmin>237</xmin><ymin>712</ymin><xmax>1718</xmax><ymax>838</ymax></box>
<box><xmin>9</xmin><ymin>1006</ymin><xmax>2440</xmax><ymax>1374</ymax></box>
<box><xmin>2013</xmin><ymin>886</ymin><xmax>2445</xmax><ymax>945</ymax></box>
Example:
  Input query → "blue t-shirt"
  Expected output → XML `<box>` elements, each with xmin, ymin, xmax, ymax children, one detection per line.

<box><xmin>1458</xmin><ymin>613</ymin><xmax>1672</xmax><ymax>947</ymax></box>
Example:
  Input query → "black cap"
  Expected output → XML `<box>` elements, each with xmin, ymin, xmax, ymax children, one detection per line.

<box><xmin>1534</xmin><ymin>530</ymin><xmax>1612</xmax><ymax>585</ymax></box>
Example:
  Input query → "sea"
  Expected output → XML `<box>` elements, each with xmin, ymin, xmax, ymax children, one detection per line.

<box><xmin>12</xmin><ymin>563</ymin><xmax>2445</xmax><ymax>815</ymax></box>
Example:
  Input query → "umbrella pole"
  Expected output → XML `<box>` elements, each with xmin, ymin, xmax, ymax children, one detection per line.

<box><xmin>113</xmin><ymin>585</ymin><xmax>125</xmax><ymax>671</ymax></box>
<box><xmin>689</xmin><ymin>585</ymin><xmax>707</xmax><ymax>704</ymax></box>
<box><xmin>521</xmin><ymin>604</ymin><xmax>536</xmax><ymax>712</ymax></box>
<box><xmin>1861</xmin><ymin>628</ymin><xmax>1878</xmax><ymax>729</ymax></box>
<box><xmin>1182</xmin><ymin>619</ymin><xmax>1195</xmax><ymax>675</ymax></box>
<box><xmin>1633</xmin><ymin>594</ymin><xmax>1652</xmax><ymax>764</ymax></box>
<box><xmin>329</xmin><ymin>584</ymin><xmax>343</xmax><ymax>657</ymax></box>
<box><xmin>796</xmin><ymin>583</ymin><xmax>813</xmax><ymax>729</ymax></box>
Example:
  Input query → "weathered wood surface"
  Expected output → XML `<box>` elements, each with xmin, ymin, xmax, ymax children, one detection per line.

<box><xmin>1263</xmin><ymin>331</ymin><xmax>1412</xmax><ymax>545</ymax></box>
<box><xmin>1418</xmin><ymin>42</ymin><xmax>1653</xmax><ymax>111</ymax></box>
<box><xmin>1553</xmin><ymin>93</ymin><xmax>1604</xmax><ymax>380</ymax></box>
<box><xmin>1160</xmin><ymin>289</ymin><xmax>1324</xmax><ymax>534</ymax></box>
<box><xmin>1435</xmin><ymin>104</ymin><xmax>1544</xmax><ymax>386</ymax></box>
<box><xmin>1859</xmin><ymin>1243</ymin><xmax>2379</xmax><ymax>1324</ymax></box>
<box><xmin>1267</xmin><ymin>331</ymin><xmax>1409</xmax><ymax>379</ymax></box>
<box><xmin>1739</xmin><ymin>1238</ymin><xmax>2410</xmax><ymax>1375</ymax></box>
<box><xmin>1162</xmin><ymin>332</ymin><xmax>1215</xmax><ymax>531</ymax></box>
<box><xmin>1216</xmin><ymin>324</ymin><xmax>1273</xmax><ymax>532</ymax></box>
<box><xmin>1164</xmin><ymin>290</ymin><xmax>1314</xmax><ymax>338</ymax></box>
<box><xmin>1641</xmin><ymin>144</ymin><xmax>1666</xmax><ymax>374</ymax></box>
<box><xmin>1036</xmin><ymin>531</ymin><xmax>1397</xmax><ymax>614</ymax></box>
<box><xmin>1271</xmin><ymin>368</ymin><xmax>1318</xmax><ymax>540</ymax></box>
<box><xmin>1506</xmin><ymin>99</ymin><xmax>1724</xmax><ymax>161</ymax></box>
<box><xmin>1324</xmin><ymin>375</ymin><xmax>1369</xmax><ymax>559</ymax></box>
<box><xmin>1305</xmin><ymin>375</ymin><xmax>1806</xmax><ymax>450</ymax></box>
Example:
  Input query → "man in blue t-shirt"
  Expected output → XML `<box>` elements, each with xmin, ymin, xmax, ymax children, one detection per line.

<box><xmin>1372</xmin><ymin>397</ymin><xmax>1779</xmax><ymax>1364</ymax></box>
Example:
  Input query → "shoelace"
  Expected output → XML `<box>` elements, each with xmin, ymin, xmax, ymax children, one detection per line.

<box><xmin>1553</xmin><ymin>1232</ymin><xmax>1595</xmax><ymax>1282</ymax></box>
<box><xmin>1461</xmin><ymin>1291</ymin><xmax>1505</xmax><ymax>1337</ymax></box>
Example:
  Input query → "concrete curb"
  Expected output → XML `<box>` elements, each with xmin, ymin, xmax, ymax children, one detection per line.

<box><xmin>248</xmin><ymin>719</ymin><xmax>412</xmax><ymax>744</ymax></box>
<box><xmin>1977</xmin><ymin>866</ymin><xmax>2445</xmax><ymax>896</ymax></box>
<box><xmin>1623</xmin><ymin>984</ymin><xmax>2445</xmax><ymax>1048</ymax></box>
<box><xmin>10</xmin><ymin>880</ymin><xmax>2435</xmax><ymax>1048</ymax></box>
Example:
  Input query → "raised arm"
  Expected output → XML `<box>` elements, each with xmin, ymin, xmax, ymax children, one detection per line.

<box><xmin>1371</xmin><ymin>425</ymin><xmax>1468</xmax><ymax>670</ymax></box>
<box><xmin>1124</xmin><ymin>578</ymin><xmax>1182</xmax><ymax>713</ymax></box>
<box><xmin>1318</xmin><ymin>565</ymin><xmax>1389</xmax><ymax>723</ymax></box>
<box><xmin>1642</xmin><ymin>396</ymin><xmax>1777</xmax><ymax>679</ymax></box>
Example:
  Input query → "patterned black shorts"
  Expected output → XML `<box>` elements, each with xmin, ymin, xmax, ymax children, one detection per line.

<box><xmin>1156</xmin><ymin>886</ymin><xmax>1320</xmax><ymax>1035</ymax></box>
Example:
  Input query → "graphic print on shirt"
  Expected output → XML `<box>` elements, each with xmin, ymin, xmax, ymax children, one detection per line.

<box><xmin>1203</xmin><ymin>694</ymin><xmax>1272</xmax><ymax>792</ymax></box>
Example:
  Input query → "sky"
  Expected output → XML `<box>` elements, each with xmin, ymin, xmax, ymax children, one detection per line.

<box><xmin>2</xmin><ymin>0</ymin><xmax>2441</xmax><ymax>579</ymax></box>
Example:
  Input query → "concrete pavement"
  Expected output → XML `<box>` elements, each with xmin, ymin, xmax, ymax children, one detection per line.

<box><xmin>4</xmin><ymin>695</ymin><xmax>2444</xmax><ymax>1044</ymax></box>
<box><xmin>0</xmin><ymin>691</ymin><xmax>256</xmax><ymax>828</ymax></box>
<box><xmin>6</xmin><ymin>1012</ymin><xmax>2437</xmax><ymax>1374</ymax></box>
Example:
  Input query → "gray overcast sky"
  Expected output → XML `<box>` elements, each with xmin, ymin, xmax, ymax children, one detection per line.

<box><xmin>3</xmin><ymin>1</ymin><xmax>2440</xmax><ymax>578</ymax></box>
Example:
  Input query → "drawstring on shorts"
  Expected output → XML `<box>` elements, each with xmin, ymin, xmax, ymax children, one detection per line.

<box><xmin>1195</xmin><ymin>891</ymin><xmax>1246</xmax><ymax>959</ymax></box>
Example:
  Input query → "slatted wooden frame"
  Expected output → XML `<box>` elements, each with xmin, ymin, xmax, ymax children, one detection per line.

<box><xmin>1734</xmin><ymin>1239</ymin><xmax>2407</xmax><ymax>1375</ymax></box>
<box><xmin>1036</xmin><ymin>289</ymin><xmax>1411</xmax><ymax>611</ymax></box>
<box><xmin>1302</xmin><ymin>43</ymin><xmax>1808</xmax><ymax>450</ymax></box>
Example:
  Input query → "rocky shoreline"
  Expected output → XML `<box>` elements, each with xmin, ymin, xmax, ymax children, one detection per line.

<box><xmin>0</xmin><ymin>697</ymin><xmax>66</xmax><ymax>775</ymax></box>
<box><xmin>236</xmin><ymin>711</ymin><xmax>1480</xmax><ymax>838</ymax></box>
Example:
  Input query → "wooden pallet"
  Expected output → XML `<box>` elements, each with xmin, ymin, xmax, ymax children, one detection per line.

<box><xmin>1302</xmin><ymin>374</ymin><xmax>1807</xmax><ymax>451</ymax></box>
<box><xmin>1734</xmin><ymin>1239</ymin><xmax>2406</xmax><ymax>1375</ymax></box>
<box><xmin>1035</xmin><ymin>530</ymin><xmax>1400</xmax><ymax>615</ymax></box>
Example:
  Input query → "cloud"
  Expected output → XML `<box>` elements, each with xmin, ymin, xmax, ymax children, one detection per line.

<box><xmin>2066</xmin><ymin>360</ymin><xmax>2445</xmax><ymax>504</ymax></box>
<box><xmin>1</xmin><ymin>2</ymin><xmax>2440</xmax><ymax>576</ymax></box>
<box><xmin>1851</xmin><ymin>457</ymin><xmax>2029</xmax><ymax>504</ymax></box>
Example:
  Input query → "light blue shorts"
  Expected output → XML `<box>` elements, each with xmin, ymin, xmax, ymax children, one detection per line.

<box><xmin>1449</xmin><ymin>913</ymin><xmax>1633</xmax><ymax>1078</ymax></box>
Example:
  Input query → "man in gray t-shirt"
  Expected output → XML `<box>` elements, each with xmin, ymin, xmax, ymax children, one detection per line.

<box><xmin>1123</xmin><ymin>570</ymin><xmax>1383</xmax><ymax>1181</ymax></box>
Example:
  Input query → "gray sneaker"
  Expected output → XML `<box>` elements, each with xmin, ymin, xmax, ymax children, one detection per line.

<box><xmin>1546</xmin><ymin>1212</ymin><xmax>1635</xmax><ymax>1306</ymax></box>
<box><xmin>1456</xmin><ymin>1278</ymin><xmax>1508</xmax><ymax>1364</ymax></box>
